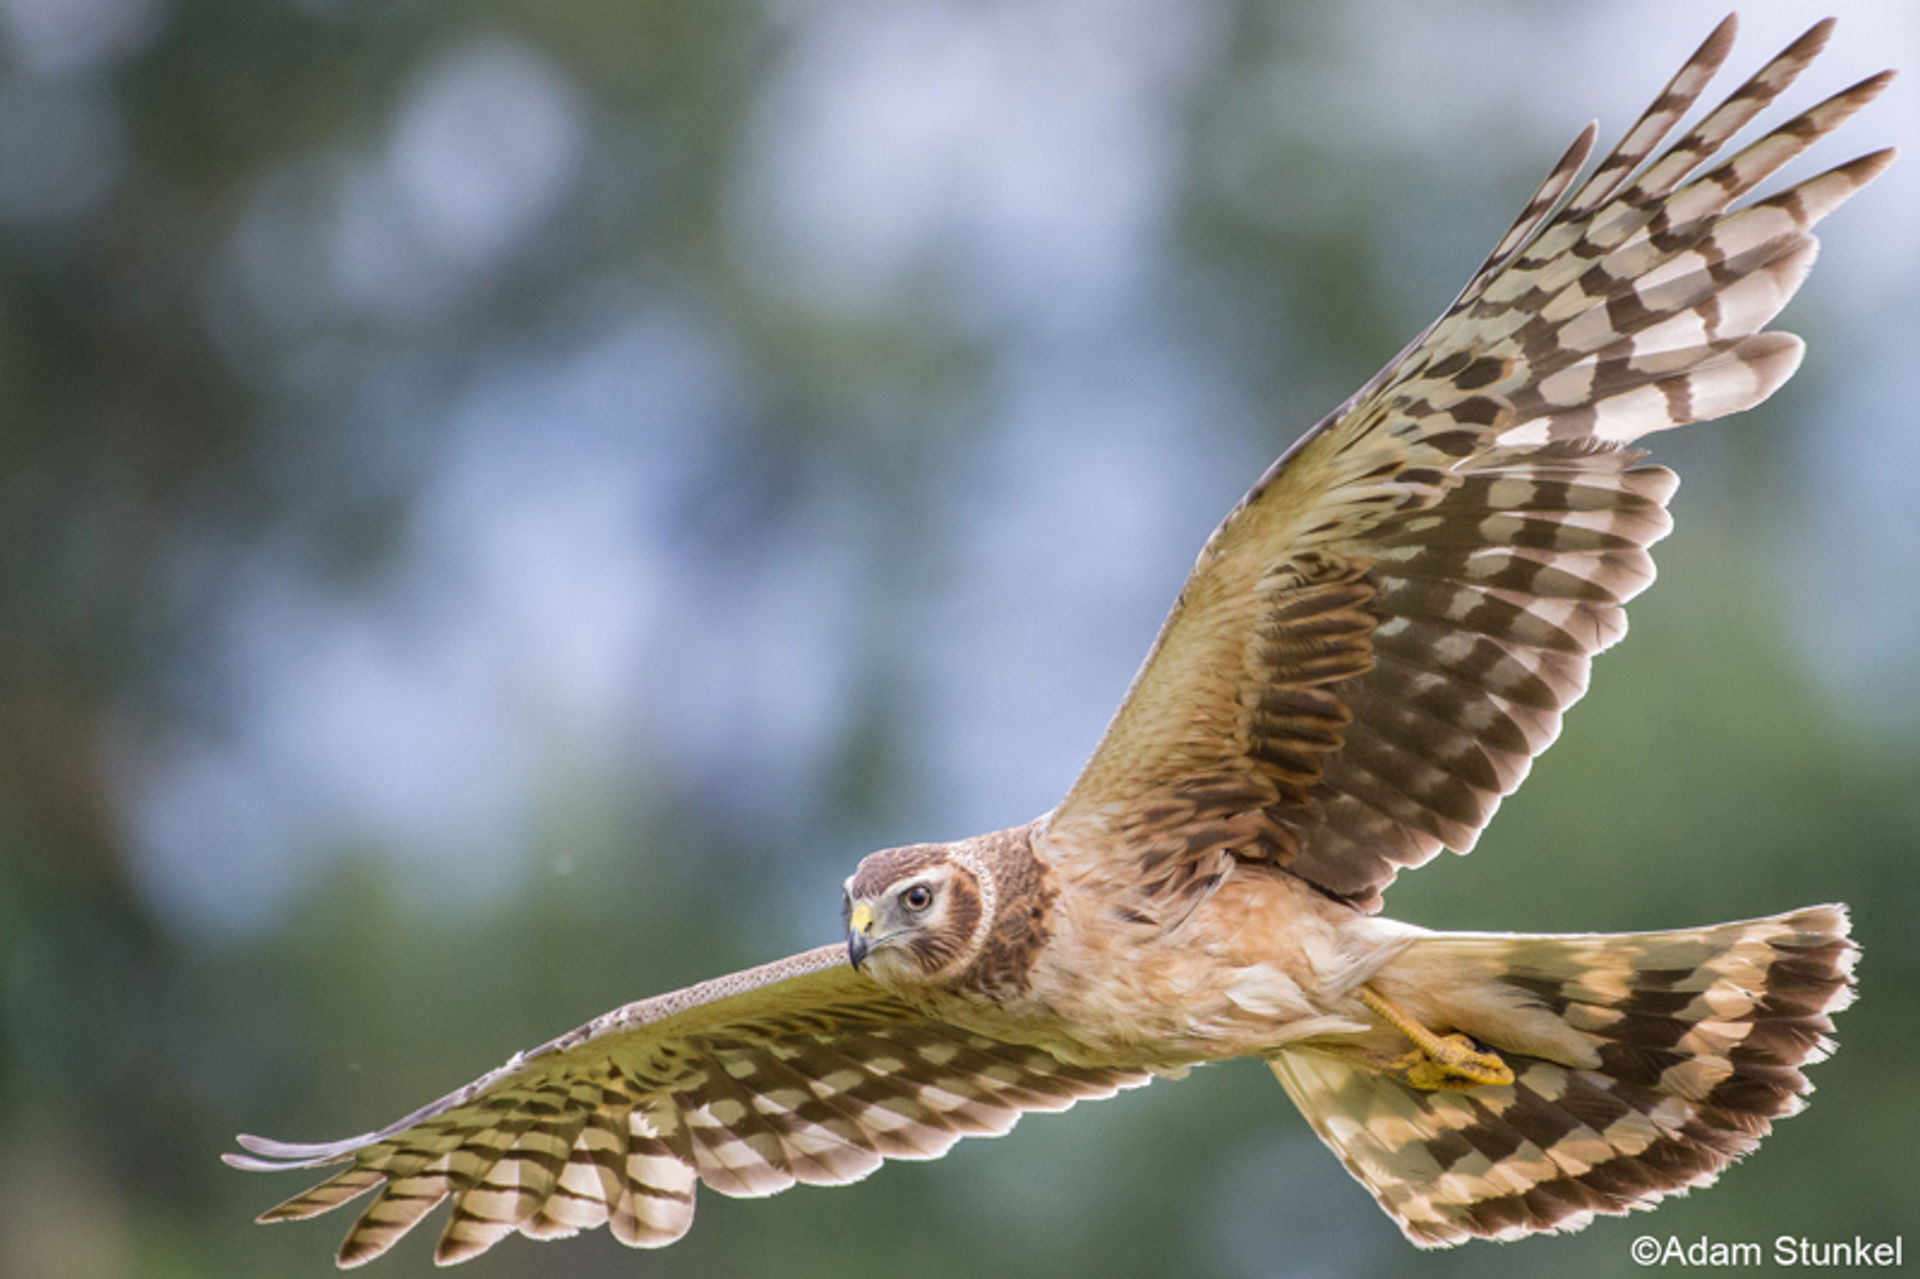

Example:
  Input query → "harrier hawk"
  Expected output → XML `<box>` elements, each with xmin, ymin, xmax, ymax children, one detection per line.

<box><xmin>228</xmin><ymin>16</ymin><xmax>1893</xmax><ymax>1265</ymax></box>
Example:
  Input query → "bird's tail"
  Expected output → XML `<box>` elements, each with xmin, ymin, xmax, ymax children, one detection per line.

<box><xmin>1269</xmin><ymin>904</ymin><xmax>1854</xmax><ymax>1246</ymax></box>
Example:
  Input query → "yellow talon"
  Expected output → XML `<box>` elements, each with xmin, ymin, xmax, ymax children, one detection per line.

<box><xmin>1361</xmin><ymin>986</ymin><xmax>1514</xmax><ymax>1091</ymax></box>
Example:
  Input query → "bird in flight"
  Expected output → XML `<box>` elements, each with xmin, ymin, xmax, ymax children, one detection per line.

<box><xmin>229</xmin><ymin>16</ymin><xmax>1893</xmax><ymax>1266</ymax></box>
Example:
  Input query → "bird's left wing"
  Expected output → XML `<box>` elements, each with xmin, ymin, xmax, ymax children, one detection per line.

<box><xmin>227</xmin><ymin>945</ymin><xmax>1147</xmax><ymax>1267</ymax></box>
<box><xmin>1041</xmin><ymin>19</ymin><xmax>1892</xmax><ymax>914</ymax></box>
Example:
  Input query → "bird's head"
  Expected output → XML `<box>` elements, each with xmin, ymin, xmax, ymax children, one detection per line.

<box><xmin>842</xmin><ymin>841</ymin><xmax>994</xmax><ymax>987</ymax></box>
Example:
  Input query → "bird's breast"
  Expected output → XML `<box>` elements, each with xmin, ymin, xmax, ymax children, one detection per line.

<box><xmin>1016</xmin><ymin>863</ymin><xmax>1399</xmax><ymax>1065</ymax></box>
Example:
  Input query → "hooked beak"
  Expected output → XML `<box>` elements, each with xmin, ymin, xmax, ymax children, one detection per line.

<box><xmin>847</xmin><ymin>900</ymin><xmax>875</xmax><ymax>970</ymax></box>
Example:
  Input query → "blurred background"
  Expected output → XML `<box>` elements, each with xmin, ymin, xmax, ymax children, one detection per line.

<box><xmin>2</xmin><ymin>1</ymin><xmax>1915</xmax><ymax>1275</ymax></box>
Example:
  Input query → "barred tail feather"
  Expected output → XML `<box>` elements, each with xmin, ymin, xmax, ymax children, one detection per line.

<box><xmin>1272</xmin><ymin>905</ymin><xmax>1855</xmax><ymax>1246</ymax></box>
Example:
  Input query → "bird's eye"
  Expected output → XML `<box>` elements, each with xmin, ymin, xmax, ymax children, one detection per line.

<box><xmin>902</xmin><ymin>884</ymin><xmax>934</xmax><ymax>912</ymax></box>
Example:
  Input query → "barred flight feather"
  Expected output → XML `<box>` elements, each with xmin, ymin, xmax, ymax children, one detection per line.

<box><xmin>227</xmin><ymin>948</ymin><xmax>1147</xmax><ymax>1266</ymax></box>
<box><xmin>1046</xmin><ymin>15</ymin><xmax>1893</xmax><ymax>913</ymax></box>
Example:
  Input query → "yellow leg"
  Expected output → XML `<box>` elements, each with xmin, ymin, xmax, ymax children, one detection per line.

<box><xmin>1360</xmin><ymin>986</ymin><xmax>1514</xmax><ymax>1091</ymax></box>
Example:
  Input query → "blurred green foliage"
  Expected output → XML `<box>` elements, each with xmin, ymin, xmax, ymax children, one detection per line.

<box><xmin>1</xmin><ymin>3</ymin><xmax>1915</xmax><ymax>1277</ymax></box>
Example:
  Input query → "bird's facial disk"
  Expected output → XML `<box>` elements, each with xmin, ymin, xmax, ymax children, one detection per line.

<box><xmin>844</xmin><ymin>869</ymin><xmax>948</xmax><ymax>973</ymax></box>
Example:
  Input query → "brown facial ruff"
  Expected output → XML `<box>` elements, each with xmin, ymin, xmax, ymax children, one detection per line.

<box><xmin>907</xmin><ymin>877</ymin><xmax>981</xmax><ymax>973</ymax></box>
<box><xmin>847</xmin><ymin>826</ymin><xmax>1056</xmax><ymax>994</ymax></box>
<box><xmin>954</xmin><ymin>823</ymin><xmax>1055</xmax><ymax>999</ymax></box>
<box><xmin>845</xmin><ymin>841</ymin><xmax>984</xmax><ymax>975</ymax></box>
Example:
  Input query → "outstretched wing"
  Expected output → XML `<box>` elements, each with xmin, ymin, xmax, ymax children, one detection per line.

<box><xmin>1041</xmin><ymin>17</ymin><xmax>1893</xmax><ymax>913</ymax></box>
<box><xmin>227</xmin><ymin>946</ymin><xmax>1148</xmax><ymax>1267</ymax></box>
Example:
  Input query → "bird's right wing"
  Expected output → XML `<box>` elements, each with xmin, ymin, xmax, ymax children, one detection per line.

<box><xmin>227</xmin><ymin>945</ymin><xmax>1148</xmax><ymax>1267</ymax></box>
<box><xmin>1042</xmin><ymin>18</ymin><xmax>1893</xmax><ymax>915</ymax></box>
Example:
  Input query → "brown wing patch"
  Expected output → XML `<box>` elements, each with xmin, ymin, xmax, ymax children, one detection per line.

<box><xmin>1051</xmin><ymin>552</ymin><xmax>1376</xmax><ymax>922</ymax></box>
<box><xmin>1271</xmin><ymin>444</ymin><xmax>1677</xmax><ymax>906</ymax></box>
<box><xmin>1245</xmin><ymin>553</ymin><xmax>1377</xmax><ymax>804</ymax></box>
